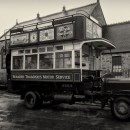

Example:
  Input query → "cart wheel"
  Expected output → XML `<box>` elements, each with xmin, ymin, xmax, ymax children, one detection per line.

<box><xmin>111</xmin><ymin>97</ymin><xmax>130</xmax><ymax>120</ymax></box>
<box><xmin>24</xmin><ymin>91</ymin><xmax>39</xmax><ymax>109</ymax></box>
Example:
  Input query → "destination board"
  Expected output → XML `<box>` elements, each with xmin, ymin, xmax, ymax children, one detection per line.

<box><xmin>11</xmin><ymin>73</ymin><xmax>73</xmax><ymax>82</ymax></box>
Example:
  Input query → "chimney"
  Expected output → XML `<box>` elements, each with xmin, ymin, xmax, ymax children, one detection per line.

<box><xmin>97</xmin><ymin>0</ymin><xmax>100</xmax><ymax>3</ymax></box>
<box><xmin>36</xmin><ymin>12</ymin><xmax>40</xmax><ymax>19</ymax></box>
<box><xmin>16</xmin><ymin>19</ymin><xmax>18</xmax><ymax>25</ymax></box>
<box><xmin>62</xmin><ymin>6</ymin><xmax>67</xmax><ymax>15</ymax></box>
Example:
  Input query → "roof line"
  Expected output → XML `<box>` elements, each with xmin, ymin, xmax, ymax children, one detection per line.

<box><xmin>0</xmin><ymin>25</ymin><xmax>17</xmax><ymax>39</ymax></box>
<box><xmin>106</xmin><ymin>21</ymin><xmax>130</xmax><ymax>26</ymax></box>
<box><xmin>0</xmin><ymin>2</ymin><xmax>97</xmax><ymax>39</ymax></box>
<box><xmin>17</xmin><ymin>2</ymin><xmax>97</xmax><ymax>25</ymax></box>
<box><xmin>97</xmin><ymin>1</ymin><xmax>107</xmax><ymax>25</ymax></box>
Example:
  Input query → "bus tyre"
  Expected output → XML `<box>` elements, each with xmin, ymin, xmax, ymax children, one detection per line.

<box><xmin>34</xmin><ymin>91</ymin><xmax>42</xmax><ymax>108</ymax></box>
<box><xmin>24</xmin><ymin>91</ymin><xmax>40</xmax><ymax>109</ymax></box>
<box><xmin>111</xmin><ymin>97</ymin><xmax>130</xmax><ymax>120</ymax></box>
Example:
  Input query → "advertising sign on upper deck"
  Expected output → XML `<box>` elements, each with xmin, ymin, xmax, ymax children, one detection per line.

<box><xmin>39</xmin><ymin>28</ymin><xmax>54</xmax><ymax>41</ymax></box>
<box><xmin>93</xmin><ymin>23</ymin><xmax>97</xmax><ymax>38</ymax></box>
<box><xmin>97</xmin><ymin>25</ymin><xmax>102</xmax><ymax>38</ymax></box>
<box><xmin>11</xmin><ymin>33</ymin><xmax>29</xmax><ymax>45</ymax></box>
<box><xmin>56</xmin><ymin>24</ymin><xmax>74</xmax><ymax>40</ymax></box>
<box><xmin>86</xmin><ymin>18</ymin><xmax>93</xmax><ymax>38</ymax></box>
<box><xmin>30</xmin><ymin>31</ymin><xmax>38</xmax><ymax>43</ymax></box>
<box><xmin>86</xmin><ymin>18</ymin><xmax>102</xmax><ymax>39</ymax></box>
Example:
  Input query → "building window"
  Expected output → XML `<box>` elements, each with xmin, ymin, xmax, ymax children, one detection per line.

<box><xmin>39</xmin><ymin>53</ymin><xmax>53</xmax><ymax>69</ymax></box>
<box><xmin>112</xmin><ymin>56</ymin><xmax>122</xmax><ymax>76</ymax></box>
<box><xmin>25</xmin><ymin>55</ymin><xmax>37</xmax><ymax>69</ymax></box>
<box><xmin>56</xmin><ymin>51</ymin><xmax>72</xmax><ymax>68</ymax></box>
<box><xmin>13</xmin><ymin>56</ymin><xmax>23</xmax><ymax>69</ymax></box>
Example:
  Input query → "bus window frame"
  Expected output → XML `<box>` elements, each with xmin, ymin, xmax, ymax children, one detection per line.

<box><xmin>11</xmin><ymin>45</ymin><xmax>79</xmax><ymax>71</ymax></box>
<box><xmin>39</xmin><ymin>52</ymin><xmax>53</xmax><ymax>70</ymax></box>
<box><xmin>12</xmin><ymin>55</ymin><xmax>24</xmax><ymax>70</ymax></box>
<box><xmin>55</xmin><ymin>50</ymin><xmax>72</xmax><ymax>69</ymax></box>
<box><xmin>25</xmin><ymin>54</ymin><xmax>38</xmax><ymax>70</ymax></box>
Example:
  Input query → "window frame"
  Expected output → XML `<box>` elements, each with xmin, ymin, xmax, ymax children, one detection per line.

<box><xmin>112</xmin><ymin>56</ymin><xmax>122</xmax><ymax>76</ymax></box>
<box><xmin>11</xmin><ymin>46</ymin><xmax>74</xmax><ymax>70</ymax></box>
<box><xmin>55</xmin><ymin>51</ymin><xmax>72</xmax><ymax>69</ymax></box>
<box><xmin>25</xmin><ymin>54</ymin><xmax>38</xmax><ymax>70</ymax></box>
<box><xmin>12</xmin><ymin>55</ymin><xmax>24</xmax><ymax>70</ymax></box>
<box><xmin>39</xmin><ymin>52</ymin><xmax>53</xmax><ymax>70</ymax></box>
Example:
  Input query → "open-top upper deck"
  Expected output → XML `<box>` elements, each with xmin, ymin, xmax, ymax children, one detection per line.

<box><xmin>10</xmin><ymin>13</ymin><xmax>102</xmax><ymax>47</ymax></box>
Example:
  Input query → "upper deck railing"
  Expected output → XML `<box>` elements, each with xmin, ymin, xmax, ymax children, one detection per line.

<box><xmin>10</xmin><ymin>13</ymin><xmax>102</xmax><ymax>47</ymax></box>
<box><xmin>10</xmin><ymin>12</ymin><xmax>100</xmax><ymax>34</ymax></box>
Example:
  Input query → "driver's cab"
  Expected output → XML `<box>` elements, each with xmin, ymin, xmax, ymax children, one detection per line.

<box><xmin>75</xmin><ymin>43</ymin><xmax>97</xmax><ymax>70</ymax></box>
<box><xmin>74</xmin><ymin>38</ymin><xmax>116</xmax><ymax>81</ymax></box>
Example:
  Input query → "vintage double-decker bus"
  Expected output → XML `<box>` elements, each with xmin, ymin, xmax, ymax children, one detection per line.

<box><xmin>6</xmin><ymin>14</ymin><xmax>130</xmax><ymax>120</ymax></box>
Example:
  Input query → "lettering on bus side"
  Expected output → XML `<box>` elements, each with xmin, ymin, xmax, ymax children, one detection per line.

<box><xmin>12</xmin><ymin>75</ymin><xmax>25</xmax><ymax>79</ymax></box>
<box><xmin>25</xmin><ymin>75</ymin><xmax>42</xmax><ymax>79</ymax></box>
<box><xmin>42</xmin><ymin>75</ymin><xmax>55</xmax><ymax>80</ymax></box>
<box><xmin>11</xmin><ymin>74</ymin><xmax>73</xmax><ymax>81</ymax></box>
<box><xmin>55</xmin><ymin>75</ymin><xmax>71</xmax><ymax>80</ymax></box>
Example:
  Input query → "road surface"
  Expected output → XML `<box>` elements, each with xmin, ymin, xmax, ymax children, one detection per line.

<box><xmin>0</xmin><ymin>90</ymin><xmax>130</xmax><ymax>130</ymax></box>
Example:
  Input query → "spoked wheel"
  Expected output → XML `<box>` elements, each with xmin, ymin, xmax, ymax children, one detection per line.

<box><xmin>24</xmin><ymin>91</ymin><xmax>42</xmax><ymax>109</ymax></box>
<box><xmin>111</xmin><ymin>97</ymin><xmax>130</xmax><ymax>120</ymax></box>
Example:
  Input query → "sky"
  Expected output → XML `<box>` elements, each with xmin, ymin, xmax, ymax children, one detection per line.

<box><xmin>0</xmin><ymin>0</ymin><xmax>130</xmax><ymax>36</ymax></box>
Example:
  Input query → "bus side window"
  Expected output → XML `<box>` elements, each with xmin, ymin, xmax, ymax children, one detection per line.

<box><xmin>55</xmin><ymin>51</ymin><xmax>72</xmax><ymax>69</ymax></box>
<box><xmin>39</xmin><ymin>53</ymin><xmax>53</xmax><ymax>69</ymax></box>
<box><xmin>25</xmin><ymin>55</ymin><xmax>37</xmax><ymax>69</ymax></box>
<box><xmin>13</xmin><ymin>56</ymin><xmax>23</xmax><ymax>69</ymax></box>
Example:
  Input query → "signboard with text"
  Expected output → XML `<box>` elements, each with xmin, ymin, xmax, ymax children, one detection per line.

<box><xmin>11</xmin><ymin>73</ymin><xmax>73</xmax><ymax>82</ymax></box>
<box><xmin>56</xmin><ymin>24</ymin><xmax>74</xmax><ymax>40</ymax></box>
<box><xmin>86</xmin><ymin>17</ymin><xmax>102</xmax><ymax>39</ymax></box>
<box><xmin>30</xmin><ymin>31</ymin><xmax>38</xmax><ymax>43</ymax></box>
<box><xmin>39</xmin><ymin>28</ymin><xmax>54</xmax><ymax>41</ymax></box>
<box><xmin>11</xmin><ymin>33</ymin><xmax>29</xmax><ymax>45</ymax></box>
<box><xmin>86</xmin><ymin>18</ymin><xmax>93</xmax><ymax>38</ymax></box>
<box><xmin>10</xmin><ymin>16</ymin><xmax>102</xmax><ymax>46</ymax></box>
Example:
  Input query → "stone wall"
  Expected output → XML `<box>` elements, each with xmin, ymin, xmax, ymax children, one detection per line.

<box><xmin>101</xmin><ymin>52</ymin><xmax>130</xmax><ymax>78</ymax></box>
<box><xmin>101</xmin><ymin>54</ymin><xmax>112</xmax><ymax>76</ymax></box>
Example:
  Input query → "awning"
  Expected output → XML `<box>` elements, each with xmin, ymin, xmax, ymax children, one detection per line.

<box><xmin>81</xmin><ymin>38</ymin><xmax>116</xmax><ymax>50</ymax></box>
